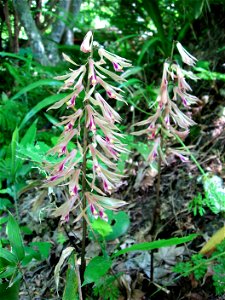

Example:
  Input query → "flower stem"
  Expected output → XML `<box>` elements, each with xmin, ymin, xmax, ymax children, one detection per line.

<box><xmin>80</xmin><ymin>56</ymin><xmax>92</xmax><ymax>291</ymax></box>
<box><xmin>80</xmin><ymin>109</ymin><xmax>88</xmax><ymax>285</ymax></box>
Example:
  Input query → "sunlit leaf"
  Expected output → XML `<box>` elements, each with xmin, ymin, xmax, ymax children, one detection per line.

<box><xmin>6</xmin><ymin>213</ymin><xmax>25</xmax><ymax>261</ymax></box>
<box><xmin>83</xmin><ymin>256</ymin><xmax>112</xmax><ymax>286</ymax></box>
<box><xmin>113</xmin><ymin>234</ymin><xmax>198</xmax><ymax>257</ymax></box>
<box><xmin>19</xmin><ymin>93</ymin><xmax>68</xmax><ymax>129</ymax></box>
<box><xmin>0</xmin><ymin>248</ymin><xmax>17</xmax><ymax>264</ymax></box>
<box><xmin>62</xmin><ymin>257</ymin><xmax>79</xmax><ymax>300</ymax></box>
<box><xmin>91</xmin><ymin>218</ymin><xmax>113</xmax><ymax>237</ymax></box>
<box><xmin>10</xmin><ymin>79</ymin><xmax>62</xmax><ymax>101</ymax></box>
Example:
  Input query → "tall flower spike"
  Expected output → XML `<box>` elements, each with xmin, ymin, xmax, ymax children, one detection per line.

<box><xmin>43</xmin><ymin>31</ymin><xmax>131</xmax><ymax>223</ymax></box>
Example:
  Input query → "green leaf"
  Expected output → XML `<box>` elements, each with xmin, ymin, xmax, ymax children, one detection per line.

<box><xmin>6</xmin><ymin>213</ymin><xmax>25</xmax><ymax>261</ymax></box>
<box><xmin>91</xmin><ymin>218</ymin><xmax>113</xmax><ymax>238</ymax></box>
<box><xmin>0</xmin><ymin>51</ymin><xmax>32</xmax><ymax>62</ymax></box>
<box><xmin>106</xmin><ymin>211</ymin><xmax>130</xmax><ymax>241</ymax></box>
<box><xmin>0</xmin><ymin>199</ymin><xmax>12</xmax><ymax>211</ymax></box>
<box><xmin>0</xmin><ymin>248</ymin><xmax>17</xmax><ymax>264</ymax></box>
<box><xmin>0</xmin><ymin>266</ymin><xmax>16</xmax><ymax>279</ymax></box>
<box><xmin>0</xmin><ymin>277</ymin><xmax>20</xmax><ymax>300</ymax></box>
<box><xmin>113</xmin><ymin>234</ymin><xmax>198</xmax><ymax>257</ymax></box>
<box><xmin>11</xmin><ymin>127</ymin><xmax>19</xmax><ymax>180</ymax></box>
<box><xmin>10</xmin><ymin>79</ymin><xmax>62</xmax><ymax>101</ymax></box>
<box><xmin>44</xmin><ymin>113</ymin><xmax>64</xmax><ymax>131</ymax></box>
<box><xmin>122</xmin><ymin>66</ymin><xmax>143</xmax><ymax>78</ymax></box>
<box><xmin>63</xmin><ymin>258</ymin><xmax>79</xmax><ymax>300</ymax></box>
<box><xmin>20</xmin><ymin>226</ymin><xmax>33</xmax><ymax>235</ymax></box>
<box><xmin>135</xmin><ymin>142</ymin><xmax>150</xmax><ymax>160</ymax></box>
<box><xmin>30</xmin><ymin>242</ymin><xmax>52</xmax><ymax>259</ymax></box>
<box><xmin>22</xmin><ymin>246</ymin><xmax>40</xmax><ymax>265</ymax></box>
<box><xmin>0</xmin><ymin>216</ymin><xmax>8</xmax><ymax>225</ymax></box>
<box><xmin>137</xmin><ymin>37</ymin><xmax>160</xmax><ymax>65</ymax></box>
<box><xmin>19</xmin><ymin>93</ymin><xmax>68</xmax><ymax>129</ymax></box>
<box><xmin>119</xmin><ymin>78</ymin><xmax>142</xmax><ymax>89</ymax></box>
<box><xmin>83</xmin><ymin>256</ymin><xmax>112</xmax><ymax>286</ymax></box>
<box><xmin>20</xmin><ymin>120</ymin><xmax>37</xmax><ymax>147</ymax></box>
<box><xmin>116</xmin><ymin>34</ymin><xmax>139</xmax><ymax>44</ymax></box>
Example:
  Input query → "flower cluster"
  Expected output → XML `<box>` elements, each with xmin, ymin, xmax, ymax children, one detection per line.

<box><xmin>133</xmin><ymin>42</ymin><xmax>199</xmax><ymax>164</ymax></box>
<box><xmin>45</xmin><ymin>31</ymin><xmax>131</xmax><ymax>222</ymax></box>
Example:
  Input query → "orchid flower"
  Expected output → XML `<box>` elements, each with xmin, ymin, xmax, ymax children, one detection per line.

<box><xmin>44</xmin><ymin>31</ymin><xmax>131</xmax><ymax>222</ymax></box>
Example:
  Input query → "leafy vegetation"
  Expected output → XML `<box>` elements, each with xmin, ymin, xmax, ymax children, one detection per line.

<box><xmin>0</xmin><ymin>0</ymin><xmax>225</xmax><ymax>299</ymax></box>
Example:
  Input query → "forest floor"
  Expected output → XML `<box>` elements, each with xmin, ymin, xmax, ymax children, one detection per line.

<box><xmin>19</xmin><ymin>90</ymin><xmax>225</xmax><ymax>300</ymax></box>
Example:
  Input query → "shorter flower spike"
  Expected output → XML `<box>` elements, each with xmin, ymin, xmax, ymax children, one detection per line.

<box><xmin>133</xmin><ymin>42</ymin><xmax>198</xmax><ymax>167</ymax></box>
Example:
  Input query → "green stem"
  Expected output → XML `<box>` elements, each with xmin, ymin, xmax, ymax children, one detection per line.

<box><xmin>174</xmin><ymin>134</ymin><xmax>206</xmax><ymax>176</ymax></box>
<box><xmin>80</xmin><ymin>114</ymin><xmax>88</xmax><ymax>284</ymax></box>
<box><xmin>80</xmin><ymin>55</ymin><xmax>93</xmax><ymax>292</ymax></box>
<box><xmin>170</xmin><ymin>40</ymin><xmax>176</xmax><ymax>61</ymax></box>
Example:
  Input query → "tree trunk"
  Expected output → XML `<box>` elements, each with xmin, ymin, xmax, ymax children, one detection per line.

<box><xmin>45</xmin><ymin>0</ymin><xmax>71</xmax><ymax>64</ymax></box>
<box><xmin>62</xmin><ymin>0</ymin><xmax>83</xmax><ymax>45</ymax></box>
<box><xmin>12</xmin><ymin>0</ymin><xmax>50</xmax><ymax>65</ymax></box>
<box><xmin>13</xmin><ymin>0</ymin><xmax>82</xmax><ymax>65</ymax></box>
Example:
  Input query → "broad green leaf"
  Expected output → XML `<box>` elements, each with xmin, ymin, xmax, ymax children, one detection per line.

<box><xmin>22</xmin><ymin>246</ymin><xmax>40</xmax><ymax>265</ymax></box>
<box><xmin>0</xmin><ymin>199</ymin><xmax>12</xmax><ymax>210</ymax></box>
<box><xmin>6</xmin><ymin>213</ymin><xmax>25</xmax><ymax>261</ymax></box>
<box><xmin>0</xmin><ymin>266</ymin><xmax>16</xmax><ymax>279</ymax></box>
<box><xmin>134</xmin><ymin>142</ymin><xmax>151</xmax><ymax>161</ymax></box>
<box><xmin>91</xmin><ymin>218</ymin><xmax>113</xmax><ymax>238</ymax></box>
<box><xmin>54</xmin><ymin>247</ymin><xmax>74</xmax><ymax>293</ymax></box>
<box><xmin>0</xmin><ymin>248</ymin><xmax>17</xmax><ymax>264</ymax></box>
<box><xmin>19</xmin><ymin>93</ymin><xmax>68</xmax><ymax>129</ymax></box>
<box><xmin>20</xmin><ymin>120</ymin><xmax>37</xmax><ymax>147</ymax></box>
<box><xmin>0</xmin><ymin>278</ymin><xmax>20</xmax><ymax>300</ymax></box>
<box><xmin>30</xmin><ymin>241</ymin><xmax>52</xmax><ymax>259</ymax></box>
<box><xmin>20</xmin><ymin>226</ymin><xmax>33</xmax><ymax>235</ymax></box>
<box><xmin>63</xmin><ymin>258</ymin><xmax>79</xmax><ymax>300</ymax></box>
<box><xmin>10</xmin><ymin>79</ymin><xmax>62</xmax><ymax>101</ymax></box>
<box><xmin>83</xmin><ymin>256</ymin><xmax>112</xmax><ymax>286</ymax></box>
<box><xmin>113</xmin><ymin>234</ymin><xmax>198</xmax><ymax>257</ymax></box>
<box><xmin>106</xmin><ymin>211</ymin><xmax>130</xmax><ymax>241</ymax></box>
